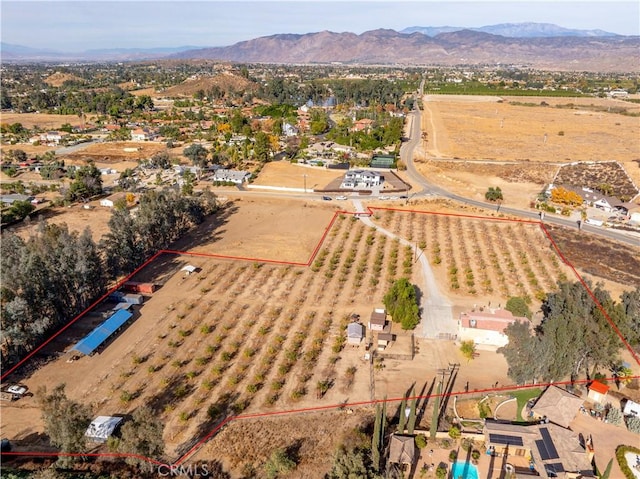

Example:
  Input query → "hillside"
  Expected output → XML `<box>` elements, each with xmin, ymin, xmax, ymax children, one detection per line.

<box><xmin>172</xmin><ymin>29</ymin><xmax>640</xmax><ymax>72</ymax></box>
<box><xmin>160</xmin><ymin>71</ymin><xmax>258</xmax><ymax>97</ymax></box>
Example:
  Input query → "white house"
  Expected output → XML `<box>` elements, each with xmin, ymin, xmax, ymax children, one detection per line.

<box><xmin>340</xmin><ymin>170</ymin><xmax>384</xmax><ymax>189</ymax></box>
<box><xmin>131</xmin><ymin>128</ymin><xmax>155</xmax><ymax>141</ymax></box>
<box><xmin>458</xmin><ymin>308</ymin><xmax>526</xmax><ymax>349</ymax></box>
<box><xmin>40</xmin><ymin>131</ymin><xmax>66</xmax><ymax>145</ymax></box>
<box><xmin>100</xmin><ymin>192</ymin><xmax>127</xmax><ymax>208</ymax></box>
<box><xmin>282</xmin><ymin>122</ymin><xmax>299</xmax><ymax>137</ymax></box>
<box><xmin>212</xmin><ymin>169</ymin><xmax>251</xmax><ymax>184</ymax></box>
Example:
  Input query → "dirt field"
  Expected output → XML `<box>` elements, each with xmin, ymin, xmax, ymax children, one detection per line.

<box><xmin>6</xmin><ymin>202</ymin><xmax>115</xmax><ymax>243</ymax></box>
<box><xmin>61</xmin><ymin>141</ymin><xmax>167</xmax><ymax>164</ymax></box>
<box><xmin>250</xmin><ymin>161</ymin><xmax>344</xmax><ymax>190</ymax></box>
<box><xmin>0</xmin><ymin>113</ymin><xmax>95</xmax><ymax>130</ymax></box>
<box><xmin>416</xmin><ymin>95</ymin><xmax>640</xmax><ymax>210</ymax></box>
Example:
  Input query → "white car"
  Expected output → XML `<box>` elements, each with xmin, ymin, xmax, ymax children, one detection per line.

<box><xmin>336</xmin><ymin>195</ymin><xmax>348</xmax><ymax>200</ymax></box>
<box><xmin>379</xmin><ymin>195</ymin><xmax>389</xmax><ymax>200</ymax></box>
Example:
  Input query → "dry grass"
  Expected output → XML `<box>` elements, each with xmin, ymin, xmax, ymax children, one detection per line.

<box><xmin>251</xmin><ymin>160</ymin><xmax>345</xmax><ymax>190</ymax></box>
<box><xmin>0</xmin><ymin>113</ymin><xmax>95</xmax><ymax>130</ymax></box>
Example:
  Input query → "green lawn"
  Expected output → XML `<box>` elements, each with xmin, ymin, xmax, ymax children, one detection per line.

<box><xmin>506</xmin><ymin>388</ymin><xmax>542</xmax><ymax>421</ymax></box>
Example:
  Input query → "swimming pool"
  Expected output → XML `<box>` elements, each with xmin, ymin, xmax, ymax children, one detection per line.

<box><xmin>450</xmin><ymin>461</ymin><xmax>479</xmax><ymax>479</ymax></box>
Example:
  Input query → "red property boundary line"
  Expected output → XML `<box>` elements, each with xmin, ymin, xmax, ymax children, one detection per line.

<box><xmin>2</xmin><ymin>205</ymin><xmax>638</xmax><ymax>468</ymax></box>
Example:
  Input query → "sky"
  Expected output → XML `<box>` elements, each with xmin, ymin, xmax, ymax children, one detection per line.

<box><xmin>2</xmin><ymin>1</ymin><xmax>639</xmax><ymax>52</ymax></box>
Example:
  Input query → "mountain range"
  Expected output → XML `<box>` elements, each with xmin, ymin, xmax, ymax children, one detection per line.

<box><xmin>2</xmin><ymin>23</ymin><xmax>638</xmax><ymax>72</ymax></box>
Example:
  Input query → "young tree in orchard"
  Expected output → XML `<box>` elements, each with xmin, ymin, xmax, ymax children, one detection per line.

<box><xmin>38</xmin><ymin>384</ymin><xmax>92</xmax><ymax>466</ymax></box>
<box><xmin>383</xmin><ymin>278</ymin><xmax>420</xmax><ymax>330</ymax></box>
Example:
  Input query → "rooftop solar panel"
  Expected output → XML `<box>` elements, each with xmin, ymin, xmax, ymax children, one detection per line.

<box><xmin>540</xmin><ymin>427</ymin><xmax>559</xmax><ymax>459</ymax></box>
<box><xmin>72</xmin><ymin>309</ymin><xmax>133</xmax><ymax>355</ymax></box>
<box><xmin>545</xmin><ymin>462</ymin><xmax>565</xmax><ymax>475</ymax></box>
<box><xmin>489</xmin><ymin>433</ymin><xmax>524</xmax><ymax>446</ymax></box>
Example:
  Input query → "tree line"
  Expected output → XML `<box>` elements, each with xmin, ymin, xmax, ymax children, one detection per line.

<box><xmin>0</xmin><ymin>188</ymin><xmax>219</xmax><ymax>369</ymax></box>
<box><xmin>499</xmin><ymin>280</ymin><xmax>640</xmax><ymax>384</ymax></box>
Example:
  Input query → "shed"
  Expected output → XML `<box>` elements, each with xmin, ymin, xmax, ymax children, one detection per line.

<box><xmin>377</xmin><ymin>332</ymin><xmax>393</xmax><ymax>350</ymax></box>
<box><xmin>369</xmin><ymin>309</ymin><xmax>386</xmax><ymax>331</ymax></box>
<box><xmin>587</xmin><ymin>381</ymin><xmax>609</xmax><ymax>404</ymax></box>
<box><xmin>347</xmin><ymin>322</ymin><xmax>365</xmax><ymax>345</ymax></box>
<box><xmin>85</xmin><ymin>416</ymin><xmax>124</xmax><ymax>443</ymax></box>
<box><xmin>389</xmin><ymin>434</ymin><xmax>415</xmax><ymax>465</ymax></box>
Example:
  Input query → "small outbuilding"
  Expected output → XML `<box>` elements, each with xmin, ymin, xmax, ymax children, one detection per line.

<box><xmin>347</xmin><ymin>322</ymin><xmax>365</xmax><ymax>345</ymax></box>
<box><xmin>369</xmin><ymin>309</ymin><xmax>386</xmax><ymax>331</ymax></box>
<box><xmin>389</xmin><ymin>434</ymin><xmax>415</xmax><ymax>465</ymax></box>
<box><xmin>100</xmin><ymin>192</ymin><xmax>127</xmax><ymax>208</ymax></box>
<box><xmin>377</xmin><ymin>332</ymin><xmax>393</xmax><ymax>350</ymax></box>
<box><xmin>181</xmin><ymin>265</ymin><xmax>198</xmax><ymax>275</ymax></box>
<box><xmin>623</xmin><ymin>399</ymin><xmax>640</xmax><ymax>417</ymax></box>
<box><xmin>587</xmin><ymin>381</ymin><xmax>609</xmax><ymax>404</ymax></box>
<box><xmin>85</xmin><ymin>416</ymin><xmax>124</xmax><ymax>443</ymax></box>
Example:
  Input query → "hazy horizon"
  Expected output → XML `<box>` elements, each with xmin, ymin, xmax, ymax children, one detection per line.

<box><xmin>2</xmin><ymin>1</ymin><xmax>639</xmax><ymax>53</ymax></box>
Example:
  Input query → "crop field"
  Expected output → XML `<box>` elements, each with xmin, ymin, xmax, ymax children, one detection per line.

<box><xmin>377</xmin><ymin>209</ymin><xmax>573</xmax><ymax>302</ymax></box>
<box><xmin>2</xmin><ymin>198</ymin><xmax>633</xmax><ymax>472</ymax></box>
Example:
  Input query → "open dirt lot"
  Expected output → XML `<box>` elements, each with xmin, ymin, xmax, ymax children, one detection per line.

<box><xmin>416</xmin><ymin>95</ymin><xmax>640</xmax><ymax>210</ymax></box>
<box><xmin>60</xmin><ymin>141</ymin><xmax>166</xmax><ymax>164</ymax></box>
<box><xmin>0</xmin><ymin>113</ymin><xmax>95</xmax><ymax>130</ymax></box>
<box><xmin>250</xmin><ymin>160</ymin><xmax>344</xmax><ymax>191</ymax></box>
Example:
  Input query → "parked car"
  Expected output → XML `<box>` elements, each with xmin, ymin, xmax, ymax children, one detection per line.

<box><xmin>336</xmin><ymin>195</ymin><xmax>347</xmax><ymax>200</ymax></box>
<box><xmin>322</xmin><ymin>196</ymin><xmax>332</xmax><ymax>201</ymax></box>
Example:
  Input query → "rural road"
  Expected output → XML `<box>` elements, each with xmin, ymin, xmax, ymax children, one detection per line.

<box><xmin>351</xmin><ymin>198</ymin><xmax>456</xmax><ymax>339</ymax></box>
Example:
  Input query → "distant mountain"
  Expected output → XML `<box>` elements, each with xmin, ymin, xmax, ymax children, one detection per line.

<box><xmin>2</xmin><ymin>23</ymin><xmax>637</xmax><ymax>71</ymax></box>
<box><xmin>401</xmin><ymin>22</ymin><xmax>620</xmax><ymax>38</ymax></box>
<box><xmin>171</xmin><ymin>28</ymin><xmax>639</xmax><ymax>72</ymax></box>
<box><xmin>0</xmin><ymin>43</ymin><xmax>204</xmax><ymax>61</ymax></box>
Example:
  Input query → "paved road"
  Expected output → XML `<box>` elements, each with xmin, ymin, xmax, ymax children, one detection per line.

<box><xmin>351</xmin><ymin>199</ymin><xmax>456</xmax><ymax>339</ymax></box>
<box><xmin>54</xmin><ymin>138</ymin><xmax>101</xmax><ymax>156</ymax></box>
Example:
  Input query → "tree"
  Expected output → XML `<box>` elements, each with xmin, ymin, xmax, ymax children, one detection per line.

<box><xmin>383</xmin><ymin>278</ymin><xmax>420</xmax><ymax>330</ymax></box>
<box><xmin>498</xmin><ymin>320</ymin><xmax>542</xmax><ymax>384</ymax></box>
<box><xmin>183</xmin><ymin>143</ymin><xmax>209</xmax><ymax>169</ymax></box>
<box><xmin>505</xmin><ymin>296</ymin><xmax>532</xmax><ymax>319</ymax></box>
<box><xmin>38</xmin><ymin>384</ymin><xmax>92</xmax><ymax>465</ymax></box>
<box><xmin>485</xmin><ymin>186</ymin><xmax>503</xmax><ymax>202</ymax></box>
<box><xmin>118</xmin><ymin>406</ymin><xmax>164</xmax><ymax>472</ymax></box>
<box><xmin>550</xmin><ymin>186</ymin><xmax>583</xmax><ymax>206</ymax></box>
<box><xmin>253</xmin><ymin>131</ymin><xmax>271</xmax><ymax>163</ymax></box>
<box><xmin>460</xmin><ymin>340</ymin><xmax>476</xmax><ymax>362</ymax></box>
<box><xmin>264</xmin><ymin>448</ymin><xmax>296</xmax><ymax>478</ymax></box>
<box><xmin>328</xmin><ymin>447</ymin><xmax>383</xmax><ymax>479</ymax></box>
<box><xmin>65</xmin><ymin>163</ymin><xmax>102</xmax><ymax>202</ymax></box>
<box><xmin>1</xmin><ymin>200</ymin><xmax>35</xmax><ymax>224</ymax></box>
<box><xmin>148</xmin><ymin>151</ymin><xmax>171</xmax><ymax>169</ymax></box>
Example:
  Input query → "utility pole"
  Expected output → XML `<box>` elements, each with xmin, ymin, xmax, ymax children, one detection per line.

<box><xmin>303</xmin><ymin>174</ymin><xmax>307</xmax><ymax>193</ymax></box>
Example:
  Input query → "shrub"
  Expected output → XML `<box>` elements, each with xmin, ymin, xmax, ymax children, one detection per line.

<box><xmin>436</xmin><ymin>466</ymin><xmax>447</xmax><ymax>479</ymax></box>
<box><xmin>120</xmin><ymin>390</ymin><xmax>133</xmax><ymax>403</ymax></box>
<box><xmin>605</xmin><ymin>406</ymin><xmax>623</xmax><ymax>425</ymax></box>
<box><xmin>448</xmin><ymin>425</ymin><xmax>461</xmax><ymax>439</ymax></box>
<box><xmin>626</xmin><ymin>415</ymin><xmax>640</xmax><ymax>433</ymax></box>
<box><xmin>448</xmin><ymin>450</ymin><xmax>458</xmax><ymax>462</ymax></box>
<box><xmin>415</xmin><ymin>434</ymin><xmax>427</xmax><ymax>449</ymax></box>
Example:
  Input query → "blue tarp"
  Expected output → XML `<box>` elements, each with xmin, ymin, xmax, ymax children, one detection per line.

<box><xmin>72</xmin><ymin>309</ymin><xmax>133</xmax><ymax>355</ymax></box>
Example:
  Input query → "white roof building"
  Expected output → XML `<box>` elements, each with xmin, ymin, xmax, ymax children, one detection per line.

<box><xmin>85</xmin><ymin>416</ymin><xmax>124</xmax><ymax>443</ymax></box>
<box><xmin>212</xmin><ymin>169</ymin><xmax>251</xmax><ymax>184</ymax></box>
